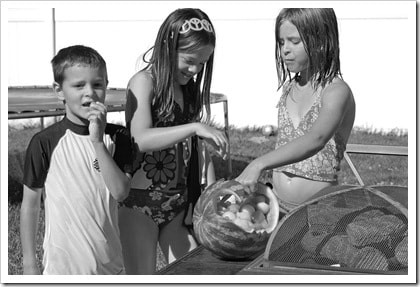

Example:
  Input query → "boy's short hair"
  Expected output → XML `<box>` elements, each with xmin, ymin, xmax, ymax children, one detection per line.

<box><xmin>51</xmin><ymin>45</ymin><xmax>108</xmax><ymax>85</ymax></box>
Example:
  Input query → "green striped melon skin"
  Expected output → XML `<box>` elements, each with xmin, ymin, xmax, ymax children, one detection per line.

<box><xmin>193</xmin><ymin>179</ymin><xmax>278</xmax><ymax>260</ymax></box>
<box><xmin>194</xmin><ymin>212</ymin><xmax>270</xmax><ymax>260</ymax></box>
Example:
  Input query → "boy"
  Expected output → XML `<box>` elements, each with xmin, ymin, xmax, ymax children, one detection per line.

<box><xmin>20</xmin><ymin>45</ymin><xmax>132</xmax><ymax>275</ymax></box>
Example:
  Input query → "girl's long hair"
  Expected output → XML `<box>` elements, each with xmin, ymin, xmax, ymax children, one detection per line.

<box><xmin>275</xmin><ymin>8</ymin><xmax>342</xmax><ymax>90</ymax></box>
<box><xmin>141</xmin><ymin>8</ymin><xmax>216</xmax><ymax>123</ymax></box>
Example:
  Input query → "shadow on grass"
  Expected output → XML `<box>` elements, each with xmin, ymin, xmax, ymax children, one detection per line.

<box><xmin>9</xmin><ymin>176</ymin><xmax>23</xmax><ymax>204</ymax></box>
<box><xmin>212</xmin><ymin>156</ymin><xmax>248</xmax><ymax>180</ymax></box>
<box><xmin>9</xmin><ymin>151</ymin><xmax>25</xmax><ymax>205</ymax></box>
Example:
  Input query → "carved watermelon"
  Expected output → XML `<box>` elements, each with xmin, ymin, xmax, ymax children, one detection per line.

<box><xmin>192</xmin><ymin>179</ymin><xmax>280</xmax><ymax>260</ymax></box>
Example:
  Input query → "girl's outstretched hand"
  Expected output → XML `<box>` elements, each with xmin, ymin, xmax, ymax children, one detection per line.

<box><xmin>88</xmin><ymin>101</ymin><xmax>107</xmax><ymax>143</ymax></box>
<box><xmin>195</xmin><ymin>123</ymin><xmax>229</xmax><ymax>160</ymax></box>
<box><xmin>235</xmin><ymin>159</ymin><xmax>264</xmax><ymax>193</ymax></box>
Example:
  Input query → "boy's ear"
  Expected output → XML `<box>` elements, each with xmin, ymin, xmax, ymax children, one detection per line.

<box><xmin>52</xmin><ymin>82</ymin><xmax>65</xmax><ymax>101</ymax></box>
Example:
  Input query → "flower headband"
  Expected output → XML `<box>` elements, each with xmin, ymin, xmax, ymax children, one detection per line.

<box><xmin>179</xmin><ymin>18</ymin><xmax>214</xmax><ymax>34</ymax></box>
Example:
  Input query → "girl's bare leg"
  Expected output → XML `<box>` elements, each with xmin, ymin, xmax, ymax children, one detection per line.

<box><xmin>159</xmin><ymin>210</ymin><xmax>198</xmax><ymax>264</ymax></box>
<box><xmin>118</xmin><ymin>206</ymin><xmax>159</xmax><ymax>274</ymax></box>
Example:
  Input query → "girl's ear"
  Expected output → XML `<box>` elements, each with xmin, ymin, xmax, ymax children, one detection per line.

<box><xmin>52</xmin><ymin>82</ymin><xmax>65</xmax><ymax>101</ymax></box>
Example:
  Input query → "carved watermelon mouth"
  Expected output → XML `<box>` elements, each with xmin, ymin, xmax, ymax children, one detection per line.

<box><xmin>193</xmin><ymin>179</ymin><xmax>280</xmax><ymax>260</ymax></box>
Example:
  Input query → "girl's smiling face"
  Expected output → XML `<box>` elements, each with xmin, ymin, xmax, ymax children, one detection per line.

<box><xmin>176</xmin><ymin>44</ymin><xmax>214</xmax><ymax>85</ymax></box>
<box><xmin>278</xmin><ymin>20</ymin><xmax>310</xmax><ymax>76</ymax></box>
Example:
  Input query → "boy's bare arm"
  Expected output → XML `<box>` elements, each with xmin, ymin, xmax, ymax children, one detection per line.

<box><xmin>92</xmin><ymin>142</ymin><xmax>131</xmax><ymax>201</ymax></box>
<box><xmin>20</xmin><ymin>185</ymin><xmax>43</xmax><ymax>275</ymax></box>
<box><xmin>88</xmin><ymin>102</ymin><xmax>131</xmax><ymax>201</ymax></box>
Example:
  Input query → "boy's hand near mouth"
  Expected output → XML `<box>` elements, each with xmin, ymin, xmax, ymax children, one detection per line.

<box><xmin>87</xmin><ymin>101</ymin><xmax>107</xmax><ymax>143</ymax></box>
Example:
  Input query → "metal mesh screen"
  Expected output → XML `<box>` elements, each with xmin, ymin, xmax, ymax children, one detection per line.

<box><xmin>266</xmin><ymin>186</ymin><xmax>408</xmax><ymax>273</ymax></box>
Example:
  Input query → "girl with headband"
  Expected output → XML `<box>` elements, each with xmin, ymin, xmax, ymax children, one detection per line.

<box><xmin>119</xmin><ymin>8</ymin><xmax>228</xmax><ymax>274</ymax></box>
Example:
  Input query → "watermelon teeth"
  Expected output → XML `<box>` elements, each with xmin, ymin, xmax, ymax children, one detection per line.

<box><xmin>194</xmin><ymin>180</ymin><xmax>280</xmax><ymax>260</ymax></box>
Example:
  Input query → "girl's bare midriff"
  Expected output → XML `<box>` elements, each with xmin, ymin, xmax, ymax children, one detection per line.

<box><xmin>272</xmin><ymin>170</ymin><xmax>337</xmax><ymax>205</ymax></box>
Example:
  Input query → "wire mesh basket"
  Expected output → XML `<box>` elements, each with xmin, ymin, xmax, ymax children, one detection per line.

<box><xmin>257</xmin><ymin>185</ymin><xmax>408</xmax><ymax>275</ymax></box>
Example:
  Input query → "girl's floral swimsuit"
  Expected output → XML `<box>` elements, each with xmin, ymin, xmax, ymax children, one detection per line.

<box><xmin>120</xmin><ymin>98</ymin><xmax>205</xmax><ymax>228</ymax></box>
<box><xmin>272</xmin><ymin>79</ymin><xmax>346</xmax><ymax>211</ymax></box>
<box><xmin>273</xmin><ymin>79</ymin><xmax>346</xmax><ymax>182</ymax></box>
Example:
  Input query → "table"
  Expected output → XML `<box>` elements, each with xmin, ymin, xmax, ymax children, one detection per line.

<box><xmin>158</xmin><ymin>185</ymin><xmax>408</xmax><ymax>275</ymax></box>
<box><xmin>157</xmin><ymin>245</ymin><xmax>253</xmax><ymax>275</ymax></box>
<box><xmin>156</xmin><ymin>245</ymin><xmax>363</xmax><ymax>275</ymax></box>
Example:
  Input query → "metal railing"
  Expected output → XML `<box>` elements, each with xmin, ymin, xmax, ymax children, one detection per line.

<box><xmin>344</xmin><ymin>144</ymin><xmax>408</xmax><ymax>186</ymax></box>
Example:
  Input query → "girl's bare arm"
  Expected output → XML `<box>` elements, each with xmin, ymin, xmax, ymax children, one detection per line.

<box><xmin>126</xmin><ymin>72</ymin><xmax>228</xmax><ymax>158</ymax></box>
<box><xmin>236</xmin><ymin>80</ymin><xmax>354</xmax><ymax>186</ymax></box>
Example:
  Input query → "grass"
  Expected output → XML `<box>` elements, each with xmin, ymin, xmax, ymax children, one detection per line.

<box><xmin>7</xmin><ymin>124</ymin><xmax>408</xmax><ymax>275</ymax></box>
<box><xmin>213</xmin><ymin>126</ymin><xmax>408</xmax><ymax>186</ymax></box>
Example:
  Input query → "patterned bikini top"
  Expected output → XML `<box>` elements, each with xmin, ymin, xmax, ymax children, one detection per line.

<box><xmin>274</xmin><ymin>80</ymin><xmax>346</xmax><ymax>182</ymax></box>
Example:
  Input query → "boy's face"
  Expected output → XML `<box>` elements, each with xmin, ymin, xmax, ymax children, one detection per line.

<box><xmin>53</xmin><ymin>65</ymin><xmax>107</xmax><ymax>126</ymax></box>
